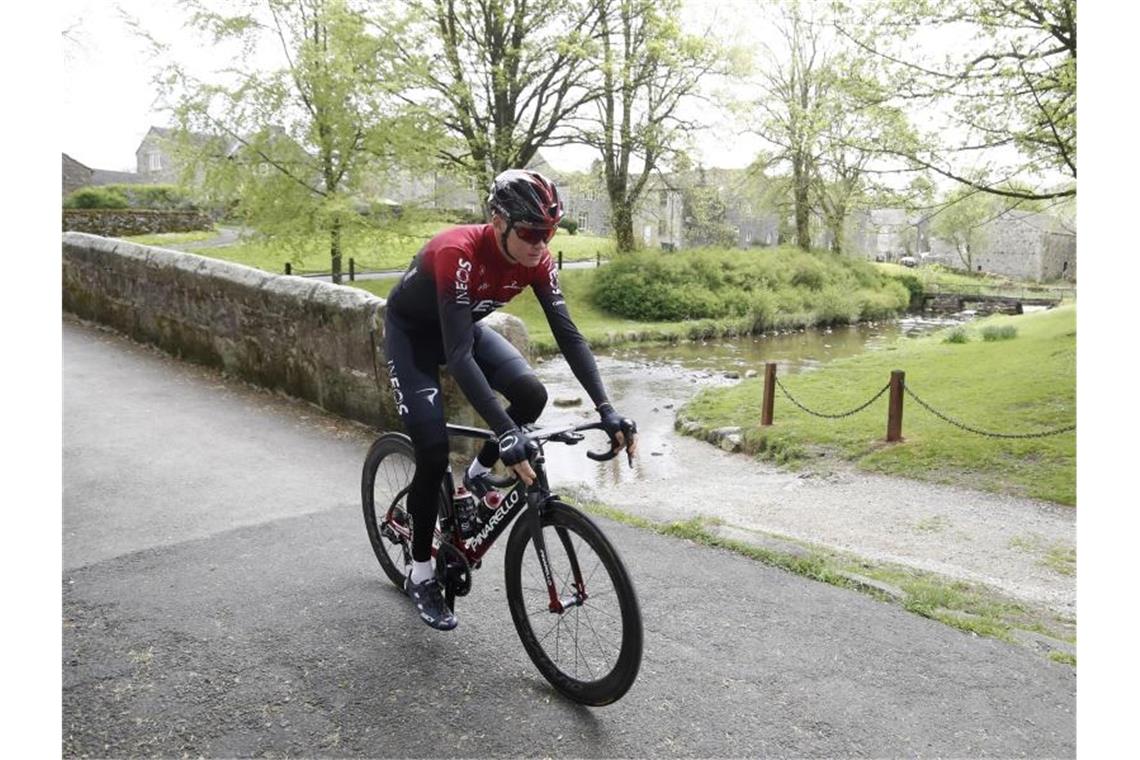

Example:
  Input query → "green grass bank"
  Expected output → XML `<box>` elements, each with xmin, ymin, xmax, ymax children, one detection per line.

<box><xmin>677</xmin><ymin>305</ymin><xmax>1076</xmax><ymax>505</ymax></box>
<box><xmin>139</xmin><ymin>223</ymin><xmax>614</xmax><ymax>274</ymax></box>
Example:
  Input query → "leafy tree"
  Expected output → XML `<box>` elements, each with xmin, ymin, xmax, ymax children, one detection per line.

<box><xmin>746</xmin><ymin>0</ymin><xmax>926</xmax><ymax>254</ymax></box>
<box><xmin>395</xmin><ymin>0</ymin><xmax>606</xmax><ymax>199</ymax></box>
<box><xmin>578</xmin><ymin>0</ymin><xmax>730</xmax><ymax>252</ymax></box>
<box><xmin>809</xmin><ymin>51</ymin><xmax>916</xmax><ymax>254</ymax></box>
<box><xmin>747</xmin><ymin>0</ymin><xmax>835</xmax><ymax>251</ymax></box>
<box><xmin>681</xmin><ymin>176</ymin><xmax>738</xmax><ymax>248</ymax></box>
<box><xmin>835</xmin><ymin>0</ymin><xmax>1076</xmax><ymax>200</ymax></box>
<box><xmin>153</xmin><ymin>0</ymin><xmax>439</xmax><ymax>282</ymax></box>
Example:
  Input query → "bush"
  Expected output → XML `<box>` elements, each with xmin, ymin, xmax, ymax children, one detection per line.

<box><xmin>63</xmin><ymin>183</ymin><xmax>198</xmax><ymax>211</ymax></box>
<box><xmin>591</xmin><ymin>246</ymin><xmax>911</xmax><ymax>326</ymax></box>
<box><xmin>64</xmin><ymin>186</ymin><xmax>131</xmax><ymax>209</ymax></box>
<box><xmin>942</xmin><ymin>327</ymin><xmax>970</xmax><ymax>344</ymax></box>
<box><xmin>982</xmin><ymin>325</ymin><xmax>1018</xmax><ymax>341</ymax></box>
<box><xmin>558</xmin><ymin>217</ymin><xmax>579</xmax><ymax>235</ymax></box>
<box><xmin>891</xmin><ymin>272</ymin><xmax>925</xmax><ymax>308</ymax></box>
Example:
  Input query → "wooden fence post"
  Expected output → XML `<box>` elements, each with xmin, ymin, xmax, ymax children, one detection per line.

<box><xmin>761</xmin><ymin>362</ymin><xmax>777</xmax><ymax>426</ymax></box>
<box><xmin>349</xmin><ymin>257</ymin><xmax>355</xmax><ymax>281</ymax></box>
<box><xmin>285</xmin><ymin>262</ymin><xmax>292</xmax><ymax>275</ymax></box>
<box><xmin>596</xmin><ymin>251</ymin><xmax>601</xmax><ymax>267</ymax></box>
<box><xmin>886</xmin><ymin>369</ymin><xmax>905</xmax><ymax>442</ymax></box>
<box><xmin>558</xmin><ymin>250</ymin><xmax>563</xmax><ymax>270</ymax></box>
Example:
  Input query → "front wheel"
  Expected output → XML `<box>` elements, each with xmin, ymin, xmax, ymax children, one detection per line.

<box><xmin>504</xmin><ymin>501</ymin><xmax>643</xmax><ymax>706</ymax></box>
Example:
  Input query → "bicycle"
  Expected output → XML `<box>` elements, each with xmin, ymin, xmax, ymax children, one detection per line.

<box><xmin>361</xmin><ymin>420</ymin><xmax>644</xmax><ymax>706</ymax></box>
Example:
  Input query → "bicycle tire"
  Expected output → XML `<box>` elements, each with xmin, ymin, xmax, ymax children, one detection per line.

<box><xmin>504</xmin><ymin>500</ymin><xmax>643</xmax><ymax>706</ymax></box>
<box><xmin>361</xmin><ymin>433</ymin><xmax>447</xmax><ymax>589</ymax></box>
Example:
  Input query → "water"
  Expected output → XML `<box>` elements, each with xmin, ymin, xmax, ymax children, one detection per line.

<box><xmin>532</xmin><ymin>315</ymin><xmax>968</xmax><ymax>490</ymax></box>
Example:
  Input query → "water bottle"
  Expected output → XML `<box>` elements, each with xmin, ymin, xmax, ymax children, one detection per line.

<box><xmin>478</xmin><ymin>488</ymin><xmax>504</xmax><ymax>522</ymax></box>
<box><xmin>454</xmin><ymin>486</ymin><xmax>480</xmax><ymax>538</ymax></box>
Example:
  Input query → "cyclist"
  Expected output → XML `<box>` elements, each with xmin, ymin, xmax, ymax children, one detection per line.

<box><xmin>383</xmin><ymin>169</ymin><xmax>638</xmax><ymax>630</ymax></box>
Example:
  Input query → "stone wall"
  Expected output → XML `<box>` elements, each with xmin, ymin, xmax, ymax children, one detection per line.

<box><xmin>63</xmin><ymin>209</ymin><xmax>216</xmax><ymax>238</ymax></box>
<box><xmin>62</xmin><ymin>233</ymin><xmax>529</xmax><ymax>431</ymax></box>
<box><xmin>973</xmin><ymin>212</ymin><xmax>1076</xmax><ymax>283</ymax></box>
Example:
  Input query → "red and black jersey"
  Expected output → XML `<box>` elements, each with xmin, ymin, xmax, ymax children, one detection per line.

<box><xmin>386</xmin><ymin>224</ymin><xmax>608</xmax><ymax>434</ymax></box>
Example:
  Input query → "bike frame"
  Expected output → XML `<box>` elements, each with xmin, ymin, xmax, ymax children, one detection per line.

<box><xmin>382</xmin><ymin>423</ymin><xmax>591</xmax><ymax>614</ymax></box>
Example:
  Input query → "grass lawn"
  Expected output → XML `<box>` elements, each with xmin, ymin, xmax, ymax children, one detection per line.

<box><xmin>875</xmin><ymin>262</ymin><xmax>1075</xmax><ymax>299</ymax></box>
<box><xmin>678</xmin><ymin>305</ymin><xmax>1077</xmax><ymax>505</ymax></box>
<box><xmin>194</xmin><ymin>223</ymin><xmax>614</xmax><ymax>275</ymax></box>
<box><xmin>123</xmin><ymin>229</ymin><xmax>220</xmax><ymax>246</ymax></box>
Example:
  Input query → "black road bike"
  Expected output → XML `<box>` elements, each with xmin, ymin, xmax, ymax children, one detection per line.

<box><xmin>361</xmin><ymin>421</ymin><xmax>643</xmax><ymax>706</ymax></box>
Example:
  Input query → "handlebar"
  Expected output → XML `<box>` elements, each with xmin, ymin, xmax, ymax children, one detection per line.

<box><xmin>527</xmin><ymin>421</ymin><xmax>620</xmax><ymax>462</ymax></box>
<box><xmin>446</xmin><ymin>420</ymin><xmax>629</xmax><ymax>464</ymax></box>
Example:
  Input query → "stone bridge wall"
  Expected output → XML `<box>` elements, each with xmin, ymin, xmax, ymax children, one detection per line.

<box><xmin>61</xmin><ymin>232</ymin><xmax>528</xmax><ymax>431</ymax></box>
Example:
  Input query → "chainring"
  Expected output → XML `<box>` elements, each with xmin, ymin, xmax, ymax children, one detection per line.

<box><xmin>435</xmin><ymin>541</ymin><xmax>473</xmax><ymax>598</ymax></box>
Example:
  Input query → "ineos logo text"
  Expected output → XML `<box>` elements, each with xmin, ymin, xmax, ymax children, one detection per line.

<box><xmin>454</xmin><ymin>257</ymin><xmax>472</xmax><ymax>305</ymax></box>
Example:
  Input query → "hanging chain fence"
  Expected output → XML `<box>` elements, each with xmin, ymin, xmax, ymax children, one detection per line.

<box><xmin>902</xmin><ymin>383</ymin><xmax>1076</xmax><ymax>439</ymax></box>
<box><xmin>774</xmin><ymin>376</ymin><xmax>891</xmax><ymax>419</ymax></box>
<box><xmin>771</xmin><ymin>372</ymin><xmax>1075</xmax><ymax>439</ymax></box>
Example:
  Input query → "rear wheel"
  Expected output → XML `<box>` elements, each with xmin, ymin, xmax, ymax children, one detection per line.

<box><xmin>362</xmin><ymin>433</ymin><xmax>447</xmax><ymax>588</ymax></box>
<box><xmin>504</xmin><ymin>501</ymin><xmax>642</xmax><ymax>706</ymax></box>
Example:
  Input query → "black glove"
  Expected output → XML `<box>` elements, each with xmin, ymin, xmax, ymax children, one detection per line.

<box><xmin>497</xmin><ymin>428</ymin><xmax>536</xmax><ymax>466</ymax></box>
<box><xmin>598</xmin><ymin>403</ymin><xmax>637</xmax><ymax>454</ymax></box>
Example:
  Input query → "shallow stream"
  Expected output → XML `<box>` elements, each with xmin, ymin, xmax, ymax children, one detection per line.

<box><xmin>533</xmin><ymin>315</ymin><xmax>968</xmax><ymax>488</ymax></box>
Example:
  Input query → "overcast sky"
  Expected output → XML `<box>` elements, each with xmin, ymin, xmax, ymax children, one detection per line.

<box><xmin>61</xmin><ymin>0</ymin><xmax>766</xmax><ymax>173</ymax></box>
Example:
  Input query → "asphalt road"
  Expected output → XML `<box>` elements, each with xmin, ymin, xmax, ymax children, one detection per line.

<box><xmin>62</xmin><ymin>316</ymin><xmax>1075</xmax><ymax>758</ymax></box>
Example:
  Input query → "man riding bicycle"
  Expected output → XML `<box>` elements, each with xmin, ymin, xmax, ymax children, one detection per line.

<box><xmin>383</xmin><ymin>169</ymin><xmax>638</xmax><ymax>630</ymax></box>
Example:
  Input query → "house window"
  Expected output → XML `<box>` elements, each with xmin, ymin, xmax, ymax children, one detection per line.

<box><xmin>660</xmin><ymin>190</ymin><xmax>668</xmax><ymax>209</ymax></box>
<box><xmin>581</xmin><ymin>186</ymin><xmax>598</xmax><ymax>202</ymax></box>
<box><xmin>658</xmin><ymin>218</ymin><xmax>667</xmax><ymax>236</ymax></box>
<box><xmin>148</xmin><ymin>153</ymin><xmax>162</xmax><ymax>171</ymax></box>
<box><xmin>577</xmin><ymin>211</ymin><xmax>589</xmax><ymax>232</ymax></box>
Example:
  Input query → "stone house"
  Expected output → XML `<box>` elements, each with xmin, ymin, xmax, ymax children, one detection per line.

<box><xmin>843</xmin><ymin>208</ymin><xmax>930</xmax><ymax>262</ymax></box>
<box><xmin>135</xmin><ymin>126</ymin><xmax>203</xmax><ymax>183</ymax></box>
<box><xmin>682</xmin><ymin>166</ymin><xmax>781</xmax><ymax>249</ymax></box>
<box><xmin>928</xmin><ymin>210</ymin><xmax>1075</xmax><ymax>282</ymax></box>
<box><xmin>554</xmin><ymin>164</ymin><xmax>684</xmax><ymax>249</ymax></box>
<box><xmin>62</xmin><ymin>153</ymin><xmax>146</xmax><ymax>197</ymax></box>
<box><xmin>62</xmin><ymin>153</ymin><xmax>94</xmax><ymax>196</ymax></box>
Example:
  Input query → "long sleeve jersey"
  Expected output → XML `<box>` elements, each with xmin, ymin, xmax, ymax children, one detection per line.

<box><xmin>385</xmin><ymin>224</ymin><xmax>608</xmax><ymax>435</ymax></box>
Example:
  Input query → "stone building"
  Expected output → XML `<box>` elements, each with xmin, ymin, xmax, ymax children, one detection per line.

<box><xmin>928</xmin><ymin>210</ymin><xmax>1075</xmax><ymax>282</ymax></box>
<box><xmin>62</xmin><ymin>154</ymin><xmax>94</xmax><ymax>196</ymax></box>
<box><xmin>136</xmin><ymin>126</ymin><xmax>190</xmax><ymax>183</ymax></box>
<box><xmin>557</xmin><ymin>167</ymin><xmax>685</xmax><ymax>249</ymax></box>
<box><xmin>682</xmin><ymin>166</ymin><xmax>781</xmax><ymax>250</ymax></box>
<box><xmin>843</xmin><ymin>208</ymin><xmax>929</xmax><ymax>262</ymax></box>
<box><xmin>62</xmin><ymin>152</ymin><xmax>147</xmax><ymax>197</ymax></box>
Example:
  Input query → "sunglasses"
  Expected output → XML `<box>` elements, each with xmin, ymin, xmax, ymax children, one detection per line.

<box><xmin>513</xmin><ymin>225</ymin><xmax>557</xmax><ymax>245</ymax></box>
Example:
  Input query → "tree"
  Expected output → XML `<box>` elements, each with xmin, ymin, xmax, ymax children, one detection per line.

<box><xmin>678</xmin><ymin>165</ymin><xmax>739</xmax><ymax>248</ymax></box>
<box><xmin>155</xmin><ymin>0</ymin><xmax>437</xmax><ymax>283</ymax></box>
<box><xmin>578</xmin><ymin>0</ymin><xmax>729</xmax><ymax>252</ymax></box>
<box><xmin>748</xmin><ymin>0</ymin><xmax>834</xmax><ymax>251</ymax></box>
<box><xmin>835</xmin><ymin>0</ymin><xmax>1076</xmax><ymax>201</ymax></box>
<box><xmin>810</xmin><ymin>51</ymin><xmax>917</xmax><ymax>254</ymax></box>
<box><xmin>395</xmin><ymin>0</ymin><xmax>606</xmax><ymax>200</ymax></box>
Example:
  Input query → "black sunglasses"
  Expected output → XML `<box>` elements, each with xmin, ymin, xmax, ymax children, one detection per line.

<box><xmin>513</xmin><ymin>225</ymin><xmax>557</xmax><ymax>245</ymax></box>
